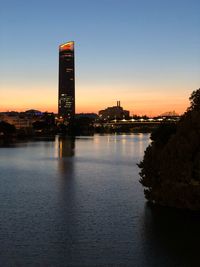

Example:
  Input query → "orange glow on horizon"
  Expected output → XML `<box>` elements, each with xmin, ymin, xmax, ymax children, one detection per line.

<box><xmin>0</xmin><ymin>100</ymin><xmax>189</xmax><ymax>117</ymax></box>
<box><xmin>1</xmin><ymin>83</ymin><xmax>191</xmax><ymax>116</ymax></box>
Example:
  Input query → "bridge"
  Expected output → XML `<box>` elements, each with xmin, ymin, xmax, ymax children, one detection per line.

<box><xmin>94</xmin><ymin>117</ymin><xmax>179</xmax><ymax>132</ymax></box>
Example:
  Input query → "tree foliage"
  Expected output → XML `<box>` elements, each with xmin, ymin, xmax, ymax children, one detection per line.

<box><xmin>188</xmin><ymin>88</ymin><xmax>200</xmax><ymax>112</ymax></box>
<box><xmin>0</xmin><ymin>121</ymin><xmax>16</xmax><ymax>135</ymax></box>
<box><xmin>139</xmin><ymin>88</ymin><xmax>200</xmax><ymax>210</ymax></box>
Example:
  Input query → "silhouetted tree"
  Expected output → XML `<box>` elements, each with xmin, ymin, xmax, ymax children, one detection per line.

<box><xmin>32</xmin><ymin>117</ymin><xmax>56</xmax><ymax>135</ymax></box>
<box><xmin>188</xmin><ymin>88</ymin><xmax>200</xmax><ymax>111</ymax></box>
<box><xmin>32</xmin><ymin>121</ymin><xmax>48</xmax><ymax>130</ymax></box>
<box><xmin>151</xmin><ymin>123</ymin><xmax>177</xmax><ymax>146</ymax></box>
<box><xmin>73</xmin><ymin>117</ymin><xmax>94</xmax><ymax>135</ymax></box>
<box><xmin>57</xmin><ymin>123</ymin><xmax>68</xmax><ymax>134</ymax></box>
<box><xmin>0</xmin><ymin>121</ymin><xmax>16</xmax><ymax>136</ymax></box>
<box><xmin>138</xmin><ymin>88</ymin><xmax>200</xmax><ymax>210</ymax></box>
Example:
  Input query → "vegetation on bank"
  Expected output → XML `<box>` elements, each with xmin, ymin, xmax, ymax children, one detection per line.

<box><xmin>138</xmin><ymin>88</ymin><xmax>200</xmax><ymax>210</ymax></box>
<box><xmin>0</xmin><ymin>121</ymin><xmax>16</xmax><ymax>136</ymax></box>
<box><xmin>0</xmin><ymin>118</ymin><xmax>163</xmax><ymax>141</ymax></box>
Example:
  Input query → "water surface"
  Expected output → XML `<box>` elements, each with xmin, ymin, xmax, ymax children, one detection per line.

<box><xmin>0</xmin><ymin>134</ymin><xmax>199</xmax><ymax>266</ymax></box>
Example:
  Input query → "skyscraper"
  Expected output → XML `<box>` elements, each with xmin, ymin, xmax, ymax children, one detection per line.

<box><xmin>58</xmin><ymin>41</ymin><xmax>75</xmax><ymax>123</ymax></box>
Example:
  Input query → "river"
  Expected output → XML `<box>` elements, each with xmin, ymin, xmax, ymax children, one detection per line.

<box><xmin>0</xmin><ymin>134</ymin><xmax>199</xmax><ymax>266</ymax></box>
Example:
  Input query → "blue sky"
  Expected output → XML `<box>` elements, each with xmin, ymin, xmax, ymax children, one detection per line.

<box><xmin>1</xmin><ymin>0</ymin><xmax>200</xmax><ymax>115</ymax></box>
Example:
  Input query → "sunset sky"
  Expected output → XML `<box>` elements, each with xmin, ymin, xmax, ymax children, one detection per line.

<box><xmin>1</xmin><ymin>0</ymin><xmax>200</xmax><ymax>116</ymax></box>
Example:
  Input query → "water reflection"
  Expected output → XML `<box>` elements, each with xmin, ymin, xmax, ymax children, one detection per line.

<box><xmin>142</xmin><ymin>204</ymin><xmax>200</xmax><ymax>266</ymax></box>
<box><xmin>57</xmin><ymin>137</ymin><xmax>75</xmax><ymax>177</ymax></box>
<box><xmin>58</xmin><ymin>136</ymin><xmax>75</xmax><ymax>158</ymax></box>
<box><xmin>3</xmin><ymin>134</ymin><xmax>197</xmax><ymax>266</ymax></box>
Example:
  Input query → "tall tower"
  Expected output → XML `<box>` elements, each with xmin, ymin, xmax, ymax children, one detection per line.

<box><xmin>58</xmin><ymin>41</ymin><xmax>75</xmax><ymax>123</ymax></box>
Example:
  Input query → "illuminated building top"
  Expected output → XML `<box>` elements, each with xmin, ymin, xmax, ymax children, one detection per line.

<box><xmin>59</xmin><ymin>41</ymin><xmax>74</xmax><ymax>52</ymax></box>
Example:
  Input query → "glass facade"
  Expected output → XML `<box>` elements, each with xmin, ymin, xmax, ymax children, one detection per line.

<box><xmin>58</xmin><ymin>41</ymin><xmax>75</xmax><ymax>122</ymax></box>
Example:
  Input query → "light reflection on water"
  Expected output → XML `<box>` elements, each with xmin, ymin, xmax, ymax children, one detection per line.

<box><xmin>0</xmin><ymin>134</ymin><xmax>199</xmax><ymax>266</ymax></box>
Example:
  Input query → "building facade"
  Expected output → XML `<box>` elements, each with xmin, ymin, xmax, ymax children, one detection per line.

<box><xmin>1</xmin><ymin>114</ymin><xmax>33</xmax><ymax>129</ymax></box>
<box><xmin>99</xmin><ymin>101</ymin><xmax>130</xmax><ymax>120</ymax></box>
<box><xmin>58</xmin><ymin>41</ymin><xmax>75</xmax><ymax>123</ymax></box>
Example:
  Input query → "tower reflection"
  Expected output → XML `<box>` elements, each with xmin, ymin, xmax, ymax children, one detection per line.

<box><xmin>58</xmin><ymin>136</ymin><xmax>75</xmax><ymax>158</ymax></box>
<box><xmin>58</xmin><ymin>137</ymin><xmax>75</xmax><ymax>177</ymax></box>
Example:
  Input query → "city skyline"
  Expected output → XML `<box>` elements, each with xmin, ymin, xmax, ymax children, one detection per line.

<box><xmin>1</xmin><ymin>0</ymin><xmax>200</xmax><ymax>116</ymax></box>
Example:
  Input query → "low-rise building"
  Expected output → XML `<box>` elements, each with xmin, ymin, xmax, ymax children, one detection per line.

<box><xmin>99</xmin><ymin>101</ymin><xmax>129</xmax><ymax>120</ymax></box>
<box><xmin>1</xmin><ymin>115</ymin><xmax>33</xmax><ymax>129</ymax></box>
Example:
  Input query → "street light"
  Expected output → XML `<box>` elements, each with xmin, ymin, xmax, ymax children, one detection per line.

<box><xmin>122</xmin><ymin>115</ymin><xmax>126</xmax><ymax>121</ymax></box>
